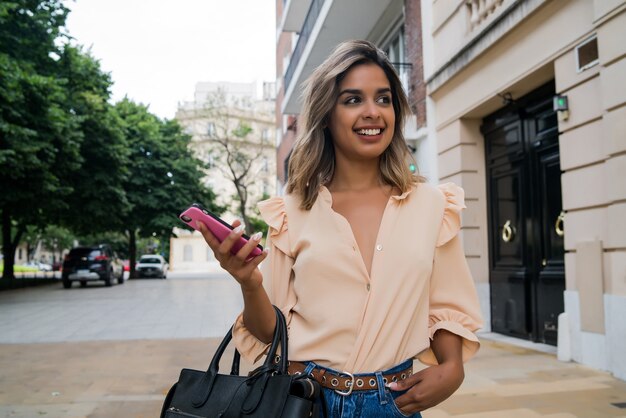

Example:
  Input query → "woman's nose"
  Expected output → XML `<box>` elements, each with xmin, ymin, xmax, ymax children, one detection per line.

<box><xmin>362</xmin><ymin>100</ymin><xmax>381</xmax><ymax>119</ymax></box>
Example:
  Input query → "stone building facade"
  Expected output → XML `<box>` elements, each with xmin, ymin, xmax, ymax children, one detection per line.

<box><xmin>423</xmin><ymin>0</ymin><xmax>626</xmax><ymax>379</ymax></box>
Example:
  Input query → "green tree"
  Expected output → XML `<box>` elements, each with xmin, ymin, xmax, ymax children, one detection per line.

<box><xmin>57</xmin><ymin>45</ymin><xmax>130</xmax><ymax>234</ymax></box>
<box><xmin>115</xmin><ymin>99</ymin><xmax>222</xmax><ymax>277</ymax></box>
<box><xmin>0</xmin><ymin>0</ymin><xmax>82</xmax><ymax>280</ymax></box>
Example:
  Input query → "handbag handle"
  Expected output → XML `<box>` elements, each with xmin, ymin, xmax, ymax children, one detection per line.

<box><xmin>230</xmin><ymin>305</ymin><xmax>288</xmax><ymax>375</ymax></box>
<box><xmin>191</xmin><ymin>306</ymin><xmax>288</xmax><ymax>407</ymax></box>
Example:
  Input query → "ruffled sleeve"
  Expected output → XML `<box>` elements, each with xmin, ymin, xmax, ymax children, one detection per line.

<box><xmin>232</xmin><ymin>197</ymin><xmax>296</xmax><ymax>364</ymax></box>
<box><xmin>417</xmin><ymin>183</ymin><xmax>483</xmax><ymax>365</ymax></box>
<box><xmin>436</xmin><ymin>182</ymin><xmax>466</xmax><ymax>247</ymax></box>
<box><xmin>257</xmin><ymin>197</ymin><xmax>291</xmax><ymax>257</ymax></box>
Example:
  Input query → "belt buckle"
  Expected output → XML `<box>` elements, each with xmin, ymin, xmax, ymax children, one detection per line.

<box><xmin>334</xmin><ymin>371</ymin><xmax>354</xmax><ymax>396</ymax></box>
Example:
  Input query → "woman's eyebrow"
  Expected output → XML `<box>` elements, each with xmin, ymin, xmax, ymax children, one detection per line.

<box><xmin>338</xmin><ymin>87</ymin><xmax>392</xmax><ymax>96</ymax></box>
<box><xmin>338</xmin><ymin>89</ymin><xmax>362</xmax><ymax>96</ymax></box>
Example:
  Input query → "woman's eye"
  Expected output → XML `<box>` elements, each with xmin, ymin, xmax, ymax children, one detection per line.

<box><xmin>377</xmin><ymin>95</ymin><xmax>392</xmax><ymax>104</ymax></box>
<box><xmin>344</xmin><ymin>96</ymin><xmax>361</xmax><ymax>105</ymax></box>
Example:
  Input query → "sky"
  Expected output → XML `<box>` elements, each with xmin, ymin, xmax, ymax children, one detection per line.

<box><xmin>64</xmin><ymin>0</ymin><xmax>276</xmax><ymax>120</ymax></box>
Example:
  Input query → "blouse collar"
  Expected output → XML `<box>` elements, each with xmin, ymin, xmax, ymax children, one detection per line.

<box><xmin>319</xmin><ymin>185</ymin><xmax>414</xmax><ymax>204</ymax></box>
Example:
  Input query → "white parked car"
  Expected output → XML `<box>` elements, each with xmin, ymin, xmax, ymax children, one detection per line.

<box><xmin>24</xmin><ymin>261</ymin><xmax>53</xmax><ymax>272</ymax></box>
<box><xmin>135</xmin><ymin>255</ymin><xmax>168</xmax><ymax>279</ymax></box>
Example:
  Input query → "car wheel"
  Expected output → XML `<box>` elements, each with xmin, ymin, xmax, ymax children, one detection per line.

<box><xmin>104</xmin><ymin>269</ymin><xmax>113</xmax><ymax>287</ymax></box>
<box><xmin>80</xmin><ymin>281</ymin><xmax>87</xmax><ymax>288</ymax></box>
<box><xmin>62</xmin><ymin>276</ymin><xmax>71</xmax><ymax>289</ymax></box>
<box><xmin>117</xmin><ymin>272</ymin><xmax>124</xmax><ymax>285</ymax></box>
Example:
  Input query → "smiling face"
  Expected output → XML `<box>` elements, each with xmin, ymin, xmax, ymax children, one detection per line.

<box><xmin>327</xmin><ymin>62</ymin><xmax>396</xmax><ymax>163</ymax></box>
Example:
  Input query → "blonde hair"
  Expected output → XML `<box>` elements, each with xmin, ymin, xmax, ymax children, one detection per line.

<box><xmin>287</xmin><ymin>40</ymin><xmax>421</xmax><ymax>210</ymax></box>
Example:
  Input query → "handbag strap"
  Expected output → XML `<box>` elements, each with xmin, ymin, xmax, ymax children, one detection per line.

<box><xmin>231</xmin><ymin>349</ymin><xmax>241</xmax><ymax>375</ymax></box>
<box><xmin>275</xmin><ymin>307</ymin><xmax>289</xmax><ymax>373</ymax></box>
<box><xmin>191</xmin><ymin>305</ymin><xmax>288</xmax><ymax>408</ymax></box>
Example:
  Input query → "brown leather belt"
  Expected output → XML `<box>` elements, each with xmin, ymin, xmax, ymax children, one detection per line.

<box><xmin>288</xmin><ymin>361</ymin><xmax>413</xmax><ymax>395</ymax></box>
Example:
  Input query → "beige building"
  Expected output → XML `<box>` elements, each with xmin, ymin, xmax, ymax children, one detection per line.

<box><xmin>170</xmin><ymin>82</ymin><xmax>276</xmax><ymax>271</ymax></box>
<box><xmin>423</xmin><ymin>0</ymin><xmax>626</xmax><ymax>379</ymax></box>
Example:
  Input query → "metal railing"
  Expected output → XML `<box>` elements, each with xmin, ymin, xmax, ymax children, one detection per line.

<box><xmin>283</xmin><ymin>0</ymin><xmax>326</xmax><ymax>94</ymax></box>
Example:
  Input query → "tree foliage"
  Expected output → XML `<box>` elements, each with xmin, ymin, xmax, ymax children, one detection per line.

<box><xmin>0</xmin><ymin>0</ymin><xmax>220</xmax><ymax>279</ymax></box>
<box><xmin>0</xmin><ymin>0</ymin><xmax>81</xmax><ymax>279</ymax></box>
<box><xmin>57</xmin><ymin>45</ymin><xmax>130</xmax><ymax>234</ymax></box>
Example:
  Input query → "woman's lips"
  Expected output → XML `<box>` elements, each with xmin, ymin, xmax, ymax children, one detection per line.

<box><xmin>354</xmin><ymin>127</ymin><xmax>384</xmax><ymax>142</ymax></box>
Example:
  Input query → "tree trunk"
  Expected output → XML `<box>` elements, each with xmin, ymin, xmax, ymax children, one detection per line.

<box><xmin>128</xmin><ymin>229</ymin><xmax>137</xmax><ymax>279</ymax></box>
<box><xmin>234</xmin><ymin>181</ymin><xmax>252</xmax><ymax>234</ymax></box>
<box><xmin>1</xmin><ymin>209</ymin><xmax>23</xmax><ymax>281</ymax></box>
<box><xmin>239</xmin><ymin>200</ymin><xmax>252</xmax><ymax>235</ymax></box>
<box><xmin>2</xmin><ymin>210</ymin><xmax>14</xmax><ymax>281</ymax></box>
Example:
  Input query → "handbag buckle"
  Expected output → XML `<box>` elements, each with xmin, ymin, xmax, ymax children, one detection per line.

<box><xmin>334</xmin><ymin>371</ymin><xmax>354</xmax><ymax>396</ymax></box>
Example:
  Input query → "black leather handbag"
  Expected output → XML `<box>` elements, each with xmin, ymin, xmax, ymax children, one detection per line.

<box><xmin>161</xmin><ymin>306</ymin><xmax>323</xmax><ymax>417</ymax></box>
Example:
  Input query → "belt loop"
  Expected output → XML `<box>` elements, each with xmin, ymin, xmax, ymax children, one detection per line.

<box><xmin>375</xmin><ymin>371</ymin><xmax>388</xmax><ymax>405</ymax></box>
<box><xmin>303</xmin><ymin>362</ymin><xmax>316</xmax><ymax>376</ymax></box>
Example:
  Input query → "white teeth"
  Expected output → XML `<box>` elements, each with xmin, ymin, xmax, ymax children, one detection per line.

<box><xmin>357</xmin><ymin>128</ymin><xmax>381</xmax><ymax>136</ymax></box>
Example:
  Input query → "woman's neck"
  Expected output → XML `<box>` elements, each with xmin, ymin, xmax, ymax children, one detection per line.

<box><xmin>327</xmin><ymin>158</ymin><xmax>382</xmax><ymax>193</ymax></box>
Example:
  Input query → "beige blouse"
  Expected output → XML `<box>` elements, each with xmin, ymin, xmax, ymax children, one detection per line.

<box><xmin>232</xmin><ymin>182</ymin><xmax>483</xmax><ymax>373</ymax></box>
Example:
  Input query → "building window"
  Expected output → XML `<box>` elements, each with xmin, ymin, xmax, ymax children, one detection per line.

<box><xmin>284</xmin><ymin>150</ymin><xmax>292</xmax><ymax>183</ymax></box>
<box><xmin>183</xmin><ymin>245</ymin><xmax>193</xmax><ymax>261</ymax></box>
<box><xmin>262</xmin><ymin>156</ymin><xmax>269</xmax><ymax>173</ymax></box>
<box><xmin>262</xmin><ymin>129</ymin><xmax>270</xmax><ymax>144</ymax></box>
<box><xmin>576</xmin><ymin>35</ymin><xmax>599</xmax><ymax>72</ymax></box>
<box><xmin>18</xmin><ymin>248</ymin><xmax>22</xmax><ymax>259</ymax></box>
<box><xmin>263</xmin><ymin>179</ymin><xmax>269</xmax><ymax>196</ymax></box>
<box><xmin>207</xmin><ymin>122</ymin><xmax>216</xmax><ymax>137</ymax></box>
<box><xmin>383</xmin><ymin>27</ymin><xmax>410</xmax><ymax>94</ymax></box>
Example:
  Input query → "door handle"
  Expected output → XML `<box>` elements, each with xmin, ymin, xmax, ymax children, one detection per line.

<box><xmin>502</xmin><ymin>220</ymin><xmax>516</xmax><ymax>243</ymax></box>
<box><xmin>555</xmin><ymin>211</ymin><xmax>565</xmax><ymax>237</ymax></box>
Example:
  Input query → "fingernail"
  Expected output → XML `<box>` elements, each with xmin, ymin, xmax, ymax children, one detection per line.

<box><xmin>234</xmin><ymin>224</ymin><xmax>245</xmax><ymax>233</ymax></box>
<box><xmin>387</xmin><ymin>382</ymin><xmax>398</xmax><ymax>390</ymax></box>
<box><xmin>195</xmin><ymin>221</ymin><xmax>203</xmax><ymax>230</ymax></box>
<box><xmin>250</xmin><ymin>232</ymin><xmax>262</xmax><ymax>241</ymax></box>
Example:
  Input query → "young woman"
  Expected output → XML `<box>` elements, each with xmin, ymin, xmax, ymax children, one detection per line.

<box><xmin>197</xmin><ymin>40</ymin><xmax>483</xmax><ymax>417</ymax></box>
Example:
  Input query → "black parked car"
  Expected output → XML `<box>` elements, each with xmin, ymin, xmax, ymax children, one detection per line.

<box><xmin>62</xmin><ymin>245</ymin><xmax>124</xmax><ymax>288</ymax></box>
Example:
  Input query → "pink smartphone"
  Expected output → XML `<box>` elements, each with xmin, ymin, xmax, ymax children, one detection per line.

<box><xmin>179</xmin><ymin>203</ymin><xmax>263</xmax><ymax>258</ymax></box>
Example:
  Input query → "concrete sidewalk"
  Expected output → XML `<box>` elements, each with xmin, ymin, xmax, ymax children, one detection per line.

<box><xmin>0</xmin><ymin>337</ymin><xmax>625</xmax><ymax>418</ymax></box>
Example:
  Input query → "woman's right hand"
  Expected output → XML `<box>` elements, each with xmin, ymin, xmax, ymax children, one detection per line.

<box><xmin>196</xmin><ymin>219</ymin><xmax>268</xmax><ymax>291</ymax></box>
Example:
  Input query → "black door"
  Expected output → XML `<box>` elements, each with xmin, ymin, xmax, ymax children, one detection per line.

<box><xmin>483</xmin><ymin>82</ymin><xmax>565</xmax><ymax>345</ymax></box>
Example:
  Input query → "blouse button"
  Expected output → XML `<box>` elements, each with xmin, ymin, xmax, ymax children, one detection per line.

<box><xmin>366</xmin><ymin>284</ymin><xmax>370</xmax><ymax>291</ymax></box>
<box><xmin>376</xmin><ymin>244</ymin><xmax>383</xmax><ymax>251</ymax></box>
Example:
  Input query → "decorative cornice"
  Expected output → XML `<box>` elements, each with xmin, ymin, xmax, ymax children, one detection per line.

<box><xmin>427</xmin><ymin>0</ymin><xmax>547</xmax><ymax>93</ymax></box>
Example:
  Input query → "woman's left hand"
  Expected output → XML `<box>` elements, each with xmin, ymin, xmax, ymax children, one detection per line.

<box><xmin>388</xmin><ymin>330</ymin><xmax>465</xmax><ymax>414</ymax></box>
<box><xmin>388</xmin><ymin>360</ymin><xmax>464</xmax><ymax>414</ymax></box>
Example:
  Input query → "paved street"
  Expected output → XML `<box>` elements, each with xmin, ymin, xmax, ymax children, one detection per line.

<box><xmin>0</xmin><ymin>271</ymin><xmax>243</xmax><ymax>343</ymax></box>
<box><xmin>0</xmin><ymin>271</ymin><xmax>625</xmax><ymax>418</ymax></box>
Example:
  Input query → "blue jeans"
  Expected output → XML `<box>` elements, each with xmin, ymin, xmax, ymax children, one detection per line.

<box><xmin>301</xmin><ymin>360</ymin><xmax>422</xmax><ymax>418</ymax></box>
